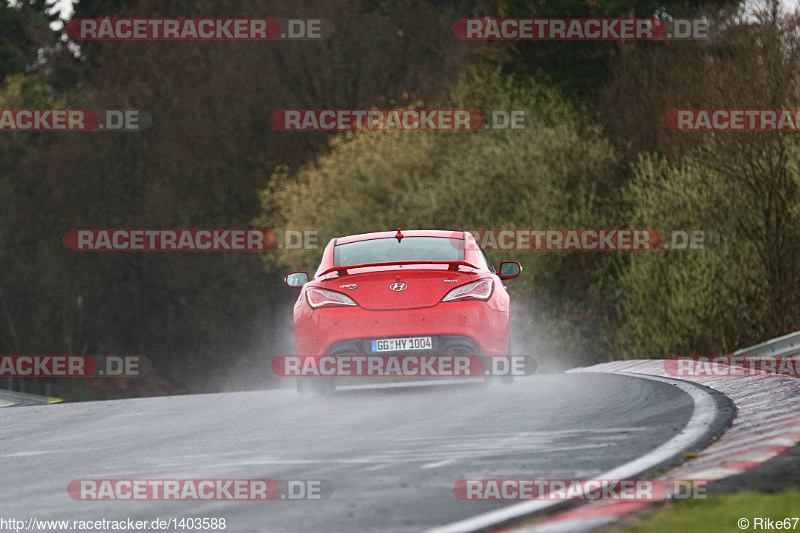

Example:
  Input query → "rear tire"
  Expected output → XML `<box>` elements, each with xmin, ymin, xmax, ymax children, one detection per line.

<box><xmin>484</xmin><ymin>330</ymin><xmax>515</xmax><ymax>384</ymax></box>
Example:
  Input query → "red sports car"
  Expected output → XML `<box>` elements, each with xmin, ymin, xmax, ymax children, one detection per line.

<box><xmin>284</xmin><ymin>229</ymin><xmax>521</xmax><ymax>394</ymax></box>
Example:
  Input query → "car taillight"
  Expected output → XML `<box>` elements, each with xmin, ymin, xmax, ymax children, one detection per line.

<box><xmin>441</xmin><ymin>279</ymin><xmax>493</xmax><ymax>302</ymax></box>
<box><xmin>306</xmin><ymin>288</ymin><xmax>358</xmax><ymax>308</ymax></box>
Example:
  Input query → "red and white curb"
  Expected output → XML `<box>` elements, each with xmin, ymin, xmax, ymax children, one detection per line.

<box><xmin>501</xmin><ymin>359</ymin><xmax>800</xmax><ymax>532</ymax></box>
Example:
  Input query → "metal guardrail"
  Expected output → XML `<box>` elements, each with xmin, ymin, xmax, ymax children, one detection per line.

<box><xmin>0</xmin><ymin>389</ymin><xmax>61</xmax><ymax>407</ymax></box>
<box><xmin>733</xmin><ymin>329</ymin><xmax>800</xmax><ymax>357</ymax></box>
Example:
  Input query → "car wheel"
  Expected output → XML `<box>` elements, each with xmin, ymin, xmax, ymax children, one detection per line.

<box><xmin>484</xmin><ymin>331</ymin><xmax>515</xmax><ymax>384</ymax></box>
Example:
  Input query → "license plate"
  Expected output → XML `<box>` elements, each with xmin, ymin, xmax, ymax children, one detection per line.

<box><xmin>371</xmin><ymin>337</ymin><xmax>432</xmax><ymax>352</ymax></box>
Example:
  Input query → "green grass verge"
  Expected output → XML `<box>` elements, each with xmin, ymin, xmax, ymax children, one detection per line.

<box><xmin>623</xmin><ymin>490</ymin><xmax>800</xmax><ymax>533</ymax></box>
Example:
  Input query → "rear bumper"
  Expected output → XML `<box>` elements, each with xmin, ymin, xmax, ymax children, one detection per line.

<box><xmin>293</xmin><ymin>301</ymin><xmax>509</xmax><ymax>357</ymax></box>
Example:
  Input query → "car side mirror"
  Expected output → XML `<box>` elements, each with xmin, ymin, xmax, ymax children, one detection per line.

<box><xmin>285</xmin><ymin>271</ymin><xmax>309</xmax><ymax>288</ymax></box>
<box><xmin>498</xmin><ymin>261</ymin><xmax>521</xmax><ymax>280</ymax></box>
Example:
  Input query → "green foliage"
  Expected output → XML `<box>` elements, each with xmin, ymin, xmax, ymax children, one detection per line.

<box><xmin>626</xmin><ymin>490</ymin><xmax>800</xmax><ymax>533</ymax></box>
<box><xmin>620</xmin><ymin>136</ymin><xmax>800</xmax><ymax>358</ymax></box>
<box><xmin>0</xmin><ymin>73</ymin><xmax>65</xmax><ymax>360</ymax></box>
<box><xmin>0</xmin><ymin>73</ymin><xmax>61</xmax><ymax>157</ymax></box>
<box><xmin>0</xmin><ymin>0</ymin><xmax>58</xmax><ymax>81</ymax></box>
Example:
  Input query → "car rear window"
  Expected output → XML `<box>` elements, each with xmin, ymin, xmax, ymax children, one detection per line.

<box><xmin>334</xmin><ymin>237</ymin><xmax>464</xmax><ymax>266</ymax></box>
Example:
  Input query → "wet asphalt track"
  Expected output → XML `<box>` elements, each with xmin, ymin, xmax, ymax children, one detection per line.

<box><xmin>1</xmin><ymin>373</ymin><xmax>701</xmax><ymax>532</ymax></box>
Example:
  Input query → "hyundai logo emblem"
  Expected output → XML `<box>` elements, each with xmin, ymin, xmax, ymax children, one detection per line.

<box><xmin>390</xmin><ymin>282</ymin><xmax>407</xmax><ymax>292</ymax></box>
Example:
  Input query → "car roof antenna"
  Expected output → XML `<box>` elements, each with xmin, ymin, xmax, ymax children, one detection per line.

<box><xmin>395</xmin><ymin>228</ymin><xmax>404</xmax><ymax>243</ymax></box>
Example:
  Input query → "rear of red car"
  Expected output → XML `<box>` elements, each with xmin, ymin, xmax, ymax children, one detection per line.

<box><xmin>284</xmin><ymin>230</ymin><xmax>521</xmax><ymax>392</ymax></box>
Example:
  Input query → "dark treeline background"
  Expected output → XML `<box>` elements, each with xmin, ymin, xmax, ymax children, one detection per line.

<box><xmin>2</xmin><ymin>0</ymin><xmax>799</xmax><ymax>400</ymax></box>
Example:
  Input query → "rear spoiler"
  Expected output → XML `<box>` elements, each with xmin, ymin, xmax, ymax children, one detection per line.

<box><xmin>318</xmin><ymin>260</ymin><xmax>479</xmax><ymax>278</ymax></box>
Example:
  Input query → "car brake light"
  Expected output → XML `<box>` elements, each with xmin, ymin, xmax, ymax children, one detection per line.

<box><xmin>306</xmin><ymin>288</ymin><xmax>358</xmax><ymax>308</ymax></box>
<box><xmin>441</xmin><ymin>279</ymin><xmax>493</xmax><ymax>302</ymax></box>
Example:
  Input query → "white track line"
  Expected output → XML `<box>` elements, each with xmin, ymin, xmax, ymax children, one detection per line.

<box><xmin>426</xmin><ymin>373</ymin><xmax>717</xmax><ymax>533</ymax></box>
